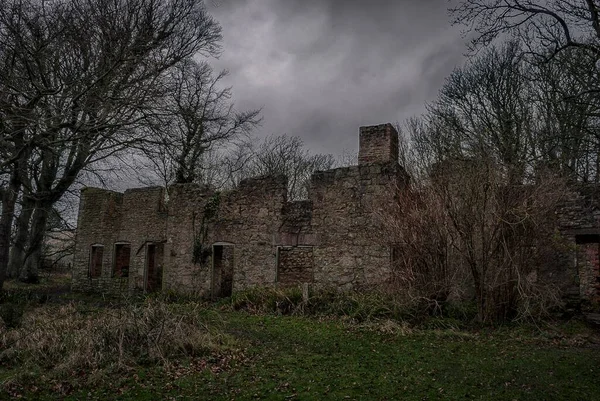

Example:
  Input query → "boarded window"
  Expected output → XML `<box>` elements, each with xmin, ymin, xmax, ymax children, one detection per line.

<box><xmin>89</xmin><ymin>245</ymin><xmax>103</xmax><ymax>278</ymax></box>
<box><xmin>277</xmin><ymin>246</ymin><xmax>314</xmax><ymax>285</ymax></box>
<box><xmin>113</xmin><ymin>243</ymin><xmax>131</xmax><ymax>278</ymax></box>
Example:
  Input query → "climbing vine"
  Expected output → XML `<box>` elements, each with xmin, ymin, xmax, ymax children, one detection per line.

<box><xmin>192</xmin><ymin>192</ymin><xmax>220</xmax><ymax>264</ymax></box>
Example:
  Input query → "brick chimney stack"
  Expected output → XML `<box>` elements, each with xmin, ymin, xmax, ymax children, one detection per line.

<box><xmin>358</xmin><ymin>123</ymin><xmax>399</xmax><ymax>165</ymax></box>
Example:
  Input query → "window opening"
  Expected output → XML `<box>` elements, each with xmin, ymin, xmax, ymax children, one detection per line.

<box><xmin>89</xmin><ymin>245</ymin><xmax>104</xmax><ymax>278</ymax></box>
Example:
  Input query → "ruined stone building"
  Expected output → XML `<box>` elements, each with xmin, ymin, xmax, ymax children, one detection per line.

<box><xmin>71</xmin><ymin>123</ymin><xmax>600</xmax><ymax>308</ymax></box>
<box><xmin>72</xmin><ymin>124</ymin><xmax>409</xmax><ymax>297</ymax></box>
<box><xmin>556</xmin><ymin>186</ymin><xmax>600</xmax><ymax>307</ymax></box>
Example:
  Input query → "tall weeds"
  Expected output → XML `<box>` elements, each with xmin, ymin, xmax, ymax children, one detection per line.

<box><xmin>0</xmin><ymin>300</ymin><xmax>236</xmax><ymax>377</ymax></box>
<box><xmin>229</xmin><ymin>286</ymin><xmax>473</xmax><ymax>324</ymax></box>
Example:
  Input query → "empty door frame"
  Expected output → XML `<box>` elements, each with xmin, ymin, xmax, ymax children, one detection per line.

<box><xmin>144</xmin><ymin>242</ymin><xmax>163</xmax><ymax>293</ymax></box>
<box><xmin>113</xmin><ymin>242</ymin><xmax>131</xmax><ymax>278</ymax></box>
<box><xmin>211</xmin><ymin>242</ymin><xmax>234</xmax><ymax>298</ymax></box>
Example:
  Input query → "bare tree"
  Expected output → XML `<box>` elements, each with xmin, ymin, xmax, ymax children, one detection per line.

<box><xmin>531</xmin><ymin>47</ymin><xmax>600</xmax><ymax>181</ymax></box>
<box><xmin>381</xmin><ymin>182</ymin><xmax>466</xmax><ymax>314</ymax></box>
<box><xmin>412</xmin><ymin>39</ymin><xmax>600</xmax><ymax>184</ymax></box>
<box><xmin>220</xmin><ymin>135</ymin><xmax>336</xmax><ymax>200</ymax></box>
<box><xmin>416</xmin><ymin>42</ymin><xmax>535</xmax><ymax>183</ymax></box>
<box><xmin>142</xmin><ymin>59</ymin><xmax>260</xmax><ymax>186</ymax></box>
<box><xmin>451</xmin><ymin>0</ymin><xmax>600</xmax><ymax>58</ymax></box>
<box><xmin>0</xmin><ymin>0</ymin><xmax>222</xmax><ymax>286</ymax></box>
<box><xmin>396</xmin><ymin>39</ymin><xmax>575</xmax><ymax>321</ymax></box>
<box><xmin>383</xmin><ymin>156</ymin><xmax>566</xmax><ymax>322</ymax></box>
<box><xmin>451</xmin><ymin>0</ymin><xmax>600</xmax><ymax>112</ymax></box>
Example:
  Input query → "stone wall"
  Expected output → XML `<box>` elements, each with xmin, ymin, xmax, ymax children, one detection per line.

<box><xmin>309</xmin><ymin>163</ymin><xmax>406</xmax><ymax>290</ymax></box>
<box><xmin>71</xmin><ymin>187</ymin><xmax>167</xmax><ymax>294</ymax></box>
<box><xmin>162</xmin><ymin>175</ymin><xmax>287</xmax><ymax>296</ymax></box>
<box><xmin>118</xmin><ymin>187</ymin><xmax>167</xmax><ymax>292</ymax></box>
<box><xmin>162</xmin><ymin>183</ymin><xmax>214</xmax><ymax>295</ymax></box>
<box><xmin>555</xmin><ymin>185</ymin><xmax>600</xmax><ymax>307</ymax></box>
<box><xmin>274</xmin><ymin>200</ymin><xmax>314</xmax><ymax>247</ymax></box>
<box><xmin>71</xmin><ymin>124</ymin><xmax>600</xmax><ymax>309</ymax></box>
<box><xmin>72</xmin><ymin>188</ymin><xmax>126</xmax><ymax>293</ymax></box>
<box><xmin>209</xmin><ymin>175</ymin><xmax>287</xmax><ymax>292</ymax></box>
<box><xmin>277</xmin><ymin>246</ymin><xmax>314</xmax><ymax>285</ymax></box>
<box><xmin>577</xmin><ymin>242</ymin><xmax>600</xmax><ymax>303</ymax></box>
<box><xmin>68</xmin><ymin>124</ymin><xmax>429</xmax><ymax>298</ymax></box>
<box><xmin>72</xmin><ymin>123</ymin><xmax>411</xmax><ymax>296</ymax></box>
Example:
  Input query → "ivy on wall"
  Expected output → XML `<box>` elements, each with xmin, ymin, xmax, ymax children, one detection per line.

<box><xmin>192</xmin><ymin>192</ymin><xmax>220</xmax><ymax>265</ymax></box>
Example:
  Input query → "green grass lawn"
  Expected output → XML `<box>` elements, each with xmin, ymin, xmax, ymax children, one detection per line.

<box><xmin>3</xmin><ymin>308</ymin><xmax>599</xmax><ymax>400</ymax></box>
<box><xmin>167</xmin><ymin>314</ymin><xmax>600</xmax><ymax>401</ymax></box>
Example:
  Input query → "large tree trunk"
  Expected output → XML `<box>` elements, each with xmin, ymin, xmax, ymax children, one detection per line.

<box><xmin>7</xmin><ymin>195</ymin><xmax>34</xmax><ymax>279</ymax></box>
<box><xmin>19</xmin><ymin>204</ymin><xmax>49</xmax><ymax>283</ymax></box>
<box><xmin>0</xmin><ymin>173</ymin><xmax>21</xmax><ymax>289</ymax></box>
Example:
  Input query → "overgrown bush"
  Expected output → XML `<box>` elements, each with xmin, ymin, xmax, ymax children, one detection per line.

<box><xmin>378</xmin><ymin>160</ymin><xmax>568</xmax><ymax>324</ymax></box>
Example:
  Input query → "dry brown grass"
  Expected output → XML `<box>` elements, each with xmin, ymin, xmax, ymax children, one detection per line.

<box><xmin>0</xmin><ymin>299</ymin><xmax>238</xmax><ymax>379</ymax></box>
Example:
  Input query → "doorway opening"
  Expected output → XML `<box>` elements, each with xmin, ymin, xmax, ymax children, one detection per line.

<box><xmin>212</xmin><ymin>243</ymin><xmax>234</xmax><ymax>298</ymax></box>
<box><xmin>113</xmin><ymin>243</ymin><xmax>131</xmax><ymax>278</ymax></box>
<box><xmin>144</xmin><ymin>243</ymin><xmax>164</xmax><ymax>293</ymax></box>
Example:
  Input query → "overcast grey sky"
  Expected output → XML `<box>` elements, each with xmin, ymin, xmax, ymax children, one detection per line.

<box><xmin>205</xmin><ymin>0</ymin><xmax>466</xmax><ymax>157</ymax></box>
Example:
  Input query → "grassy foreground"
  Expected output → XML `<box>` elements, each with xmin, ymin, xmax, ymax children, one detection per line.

<box><xmin>1</xmin><ymin>297</ymin><xmax>600</xmax><ymax>400</ymax></box>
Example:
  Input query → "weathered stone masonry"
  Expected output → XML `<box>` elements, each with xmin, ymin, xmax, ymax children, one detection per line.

<box><xmin>72</xmin><ymin>123</ymin><xmax>600</xmax><ymax>308</ymax></box>
<box><xmin>72</xmin><ymin>186</ymin><xmax>167</xmax><ymax>293</ymax></box>
<box><xmin>556</xmin><ymin>185</ymin><xmax>600</xmax><ymax>307</ymax></box>
<box><xmin>72</xmin><ymin>123</ymin><xmax>409</xmax><ymax>296</ymax></box>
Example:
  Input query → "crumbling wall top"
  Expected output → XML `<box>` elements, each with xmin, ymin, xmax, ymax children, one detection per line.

<box><xmin>238</xmin><ymin>174</ymin><xmax>287</xmax><ymax>191</ymax></box>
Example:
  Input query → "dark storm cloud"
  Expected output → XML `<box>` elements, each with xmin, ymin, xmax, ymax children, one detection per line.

<box><xmin>205</xmin><ymin>0</ymin><xmax>466</xmax><ymax>156</ymax></box>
